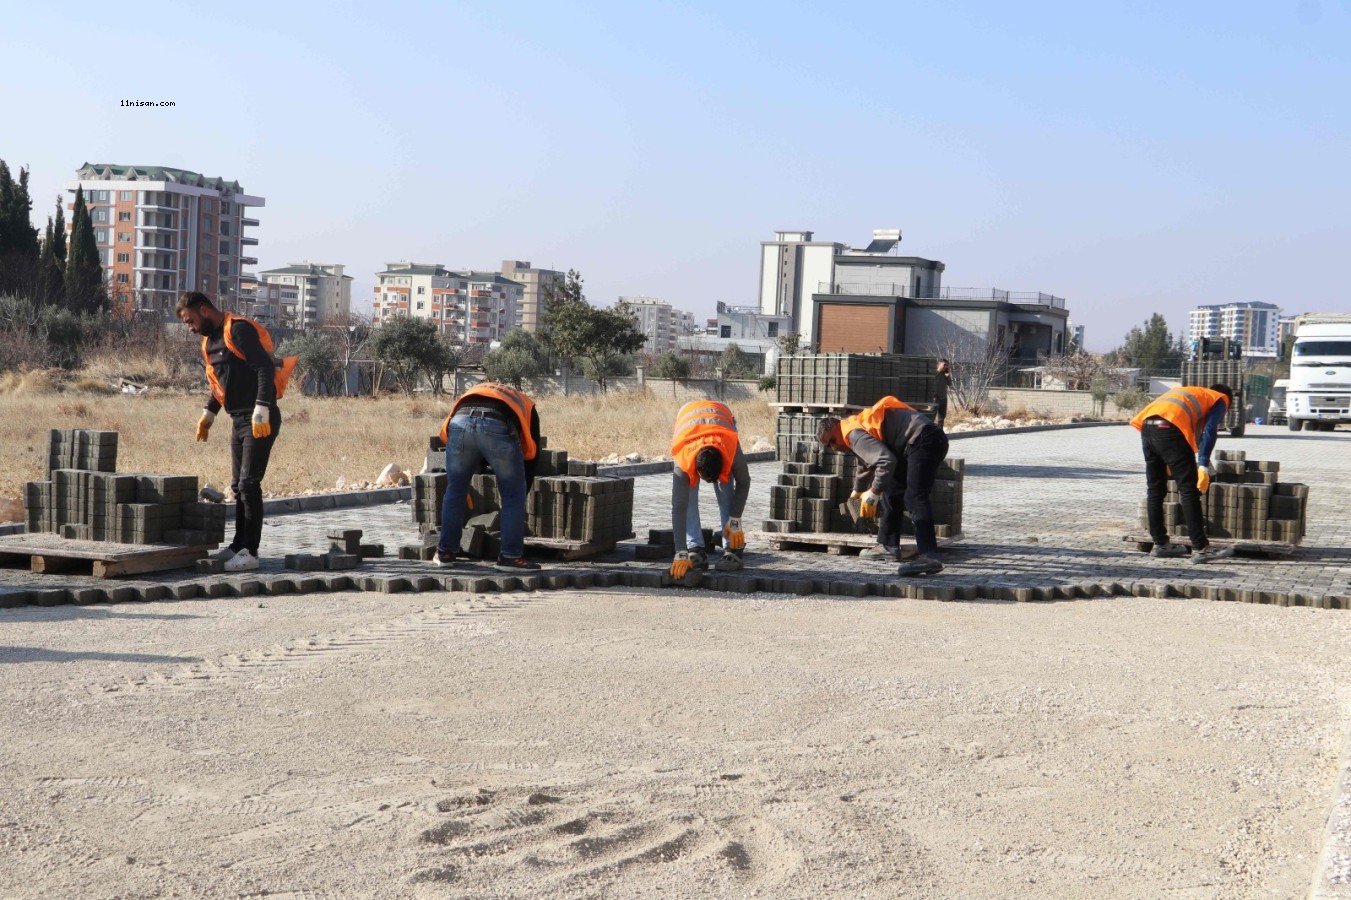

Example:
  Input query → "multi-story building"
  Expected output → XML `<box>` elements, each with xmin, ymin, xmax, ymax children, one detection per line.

<box><xmin>258</xmin><ymin>262</ymin><xmax>352</xmax><ymax>329</ymax></box>
<box><xmin>619</xmin><ymin>296</ymin><xmax>697</xmax><ymax>354</ymax></box>
<box><xmin>1188</xmin><ymin>301</ymin><xmax>1282</xmax><ymax>358</ymax></box>
<box><xmin>500</xmin><ymin>260</ymin><xmax>565</xmax><ymax>333</ymax></box>
<box><xmin>65</xmin><ymin>163</ymin><xmax>263</xmax><ymax>318</ymax></box>
<box><xmin>758</xmin><ymin>227</ymin><xmax>1068</xmax><ymax>360</ymax></box>
<box><xmin>371</xmin><ymin>262</ymin><xmax>522</xmax><ymax>345</ymax></box>
<box><xmin>237</xmin><ymin>281</ymin><xmax>286</xmax><ymax>327</ymax></box>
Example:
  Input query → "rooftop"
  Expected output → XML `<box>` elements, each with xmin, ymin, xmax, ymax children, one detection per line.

<box><xmin>75</xmin><ymin>163</ymin><xmax>245</xmax><ymax>192</ymax></box>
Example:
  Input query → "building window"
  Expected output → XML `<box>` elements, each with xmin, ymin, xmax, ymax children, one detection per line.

<box><xmin>117</xmin><ymin>252</ymin><xmax>129</xmax><ymax>263</ymax></box>
<box><xmin>117</xmin><ymin>232</ymin><xmax>130</xmax><ymax>243</ymax></box>
<box><xmin>220</xmin><ymin>201</ymin><xmax>230</xmax><ymax>214</ymax></box>
<box><xmin>417</xmin><ymin>301</ymin><xmax>425</xmax><ymax>310</ymax></box>
<box><xmin>417</xmin><ymin>285</ymin><xmax>425</xmax><ymax>295</ymax></box>
<box><xmin>94</xmin><ymin>229</ymin><xmax>108</xmax><ymax>244</ymax></box>
<box><xmin>219</xmin><ymin>240</ymin><xmax>231</xmax><ymax>254</ymax></box>
<box><xmin>203</xmin><ymin>215</ymin><xmax>213</xmax><ymax>232</ymax></box>
<box><xmin>220</xmin><ymin>221</ymin><xmax>230</xmax><ymax>235</ymax></box>
<box><xmin>768</xmin><ymin>322</ymin><xmax>779</xmax><ymax>337</ymax></box>
<box><xmin>92</xmin><ymin>207</ymin><xmax>109</xmax><ymax>223</ymax></box>
<box><xmin>119</xmin><ymin>191</ymin><xmax>132</xmax><ymax>201</ymax></box>
<box><xmin>720</xmin><ymin>326</ymin><xmax>731</xmax><ymax>338</ymax></box>
<box><xmin>90</xmin><ymin>190</ymin><xmax>109</xmax><ymax>202</ymax></box>
<box><xmin>116</xmin><ymin>273</ymin><xmax>129</xmax><ymax>283</ymax></box>
<box><xmin>118</xmin><ymin>211</ymin><xmax>131</xmax><ymax>221</ymax></box>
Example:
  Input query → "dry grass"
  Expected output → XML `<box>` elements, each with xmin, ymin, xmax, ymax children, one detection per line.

<box><xmin>0</xmin><ymin>390</ymin><xmax>778</xmax><ymax>509</ymax></box>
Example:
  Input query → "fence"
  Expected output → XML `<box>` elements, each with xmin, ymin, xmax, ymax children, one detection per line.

<box><xmin>449</xmin><ymin>369</ymin><xmax>763</xmax><ymax>403</ymax></box>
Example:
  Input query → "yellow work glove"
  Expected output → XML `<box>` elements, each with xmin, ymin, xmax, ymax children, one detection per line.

<box><xmin>725</xmin><ymin>517</ymin><xmax>745</xmax><ymax>551</ymax></box>
<box><xmin>849</xmin><ymin>490</ymin><xmax>862</xmax><ymax>500</ymax></box>
<box><xmin>669</xmin><ymin>551</ymin><xmax>692</xmax><ymax>580</ymax></box>
<box><xmin>251</xmin><ymin>404</ymin><xmax>272</xmax><ymax>439</ymax></box>
<box><xmin>196</xmin><ymin>410</ymin><xmax>214</xmax><ymax>442</ymax></box>
<box><xmin>858</xmin><ymin>490</ymin><xmax>881</xmax><ymax>519</ymax></box>
<box><xmin>1197</xmin><ymin>466</ymin><xmax>1211</xmax><ymax>494</ymax></box>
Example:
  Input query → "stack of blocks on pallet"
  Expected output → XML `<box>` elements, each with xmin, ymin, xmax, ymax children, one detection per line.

<box><xmin>763</xmin><ymin>440</ymin><xmax>964</xmax><ymax>538</ymax></box>
<box><xmin>409</xmin><ymin>436</ymin><xmax>634</xmax><ymax>558</ymax></box>
<box><xmin>1180</xmin><ymin>360</ymin><xmax>1247</xmax><ymax>432</ymax></box>
<box><xmin>773</xmin><ymin>353</ymin><xmax>937</xmax><ymax>459</ymax></box>
<box><xmin>1139</xmin><ymin>449</ymin><xmax>1308</xmax><ymax>543</ymax></box>
<box><xmin>24</xmin><ymin>430</ymin><xmax>227</xmax><ymax>546</ymax></box>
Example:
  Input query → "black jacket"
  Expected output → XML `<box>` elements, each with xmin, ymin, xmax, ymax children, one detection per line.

<box><xmin>204</xmin><ymin>319</ymin><xmax>277</xmax><ymax>416</ymax></box>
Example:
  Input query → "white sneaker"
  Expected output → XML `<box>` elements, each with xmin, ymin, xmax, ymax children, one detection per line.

<box><xmin>224</xmin><ymin>549</ymin><xmax>260</xmax><ymax>572</ymax></box>
<box><xmin>209</xmin><ymin>546</ymin><xmax>238</xmax><ymax>562</ymax></box>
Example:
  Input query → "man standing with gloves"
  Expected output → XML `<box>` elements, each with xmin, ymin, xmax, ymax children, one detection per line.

<box><xmin>669</xmin><ymin>399</ymin><xmax>751</xmax><ymax>581</ymax></box>
<box><xmin>1130</xmin><ymin>383</ymin><xmax>1235</xmax><ymax>564</ymax></box>
<box><xmin>817</xmin><ymin>396</ymin><xmax>950</xmax><ymax>576</ymax></box>
<box><xmin>177</xmin><ymin>291</ymin><xmax>295</xmax><ymax>572</ymax></box>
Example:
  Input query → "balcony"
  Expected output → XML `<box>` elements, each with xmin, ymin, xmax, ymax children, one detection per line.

<box><xmin>241</xmin><ymin>217</ymin><xmax>259</xmax><ymax>227</ymax></box>
<box><xmin>241</xmin><ymin>236</ymin><xmax>259</xmax><ymax>246</ymax></box>
<box><xmin>817</xmin><ymin>282</ymin><xmax>1066</xmax><ymax>309</ymax></box>
<box><xmin>241</xmin><ymin>256</ymin><xmax>258</xmax><ymax>266</ymax></box>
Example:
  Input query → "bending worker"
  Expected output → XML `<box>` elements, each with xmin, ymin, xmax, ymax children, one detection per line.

<box><xmin>1130</xmin><ymin>383</ymin><xmax>1235</xmax><ymax>564</ymax></box>
<box><xmin>177</xmin><ymin>291</ymin><xmax>295</xmax><ymax>573</ymax></box>
<box><xmin>435</xmin><ymin>382</ymin><xmax>542</xmax><ymax>571</ymax></box>
<box><xmin>817</xmin><ymin>396</ymin><xmax>949</xmax><ymax>577</ymax></box>
<box><xmin>669</xmin><ymin>399</ymin><xmax>750</xmax><ymax>580</ymax></box>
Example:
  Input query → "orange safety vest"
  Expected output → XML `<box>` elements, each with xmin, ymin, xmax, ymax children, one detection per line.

<box><xmin>837</xmin><ymin>396</ymin><xmax>914</xmax><ymax>449</ymax></box>
<box><xmin>202</xmin><ymin>313</ymin><xmax>297</xmax><ymax>408</ymax></box>
<box><xmin>442</xmin><ymin>383</ymin><xmax>539</xmax><ymax>460</ymax></box>
<box><xmin>1130</xmin><ymin>386</ymin><xmax>1227</xmax><ymax>453</ymax></box>
<box><xmin>671</xmin><ymin>400</ymin><xmax>739</xmax><ymax>485</ymax></box>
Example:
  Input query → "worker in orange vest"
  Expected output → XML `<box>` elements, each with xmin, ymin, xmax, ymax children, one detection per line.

<box><xmin>435</xmin><ymin>383</ymin><xmax>543</xmax><ymax>571</ymax></box>
<box><xmin>1130</xmin><ymin>384</ymin><xmax>1235</xmax><ymax>563</ymax></box>
<box><xmin>669</xmin><ymin>400</ymin><xmax>751</xmax><ymax>579</ymax></box>
<box><xmin>817</xmin><ymin>396</ymin><xmax>949</xmax><ymax>576</ymax></box>
<box><xmin>177</xmin><ymin>291</ymin><xmax>296</xmax><ymax>572</ymax></box>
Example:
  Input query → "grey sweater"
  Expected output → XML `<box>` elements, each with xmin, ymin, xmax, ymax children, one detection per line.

<box><xmin>848</xmin><ymin>408</ymin><xmax>939</xmax><ymax>495</ymax></box>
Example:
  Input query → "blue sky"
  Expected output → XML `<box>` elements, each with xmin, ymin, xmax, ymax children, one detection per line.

<box><xmin>3</xmin><ymin>0</ymin><xmax>1349</xmax><ymax>350</ymax></box>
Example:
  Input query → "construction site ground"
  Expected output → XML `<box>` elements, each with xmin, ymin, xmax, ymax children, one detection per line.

<box><xmin>3</xmin><ymin>423</ymin><xmax>1351</xmax><ymax>898</ymax></box>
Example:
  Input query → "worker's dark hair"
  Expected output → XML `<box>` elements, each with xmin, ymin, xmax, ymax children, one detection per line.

<box><xmin>938</xmin><ymin>358</ymin><xmax>950</xmax><ymax>366</ymax></box>
<box><xmin>694</xmin><ymin>447</ymin><xmax>723</xmax><ymax>482</ymax></box>
<box><xmin>1210</xmin><ymin>383</ymin><xmax>1234</xmax><ymax>404</ymax></box>
<box><xmin>816</xmin><ymin>417</ymin><xmax>841</xmax><ymax>445</ymax></box>
<box><xmin>175</xmin><ymin>291</ymin><xmax>215</xmax><ymax>314</ymax></box>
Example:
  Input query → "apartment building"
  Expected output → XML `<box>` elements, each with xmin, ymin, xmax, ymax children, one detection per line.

<box><xmin>1188</xmin><ymin>301</ymin><xmax>1282</xmax><ymax>358</ymax></box>
<box><xmin>619</xmin><ymin>296</ymin><xmax>697</xmax><ymax>353</ymax></box>
<box><xmin>500</xmin><ymin>260</ymin><xmax>565</xmax><ymax>333</ymax></box>
<box><xmin>259</xmin><ymin>262</ymin><xmax>353</xmax><ymax>329</ymax></box>
<box><xmin>371</xmin><ymin>262</ymin><xmax>522</xmax><ymax>345</ymax></box>
<box><xmin>65</xmin><ymin>163</ymin><xmax>263</xmax><ymax>318</ymax></box>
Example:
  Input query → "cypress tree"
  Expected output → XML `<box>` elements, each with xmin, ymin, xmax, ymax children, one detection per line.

<box><xmin>52</xmin><ymin>196</ymin><xmax>66</xmax><ymax>262</ymax></box>
<box><xmin>39</xmin><ymin>217</ymin><xmax>64</xmax><ymax>306</ymax></box>
<box><xmin>64</xmin><ymin>186</ymin><xmax>106</xmax><ymax>314</ymax></box>
<box><xmin>13</xmin><ymin>166</ymin><xmax>36</xmax><ymax>257</ymax></box>
<box><xmin>0</xmin><ymin>161</ymin><xmax>14</xmax><ymax>256</ymax></box>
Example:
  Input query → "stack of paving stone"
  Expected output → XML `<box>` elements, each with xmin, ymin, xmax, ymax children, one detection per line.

<box><xmin>23</xmin><ymin>430</ymin><xmax>226</xmax><ymax>546</ymax></box>
<box><xmin>1142</xmin><ymin>449</ymin><xmax>1308</xmax><ymax>544</ymax></box>
<box><xmin>1180</xmin><ymin>359</ymin><xmax>1247</xmax><ymax>432</ymax></box>
<box><xmin>410</xmin><ymin>437</ymin><xmax>632</xmax><ymax>557</ymax></box>
<box><xmin>763</xmin><ymin>441</ymin><xmax>964</xmax><ymax>538</ymax></box>
<box><xmin>773</xmin><ymin>353</ymin><xmax>937</xmax><ymax>459</ymax></box>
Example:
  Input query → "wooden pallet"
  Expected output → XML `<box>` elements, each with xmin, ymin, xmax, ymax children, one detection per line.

<box><xmin>0</xmin><ymin>534</ymin><xmax>212</xmax><ymax>578</ymax></box>
<box><xmin>766</xmin><ymin>531</ymin><xmax>961</xmax><ymax>558</ymax></box>
<box><xmin>770</xmin><ymin>402</ymin><xmax>937</xmax><ymax>414</ymax></box>
<box><xmin>525</xmin><ymin>533</ymin><xmax>633</xmax><ymax>562</ymax></box>
<box><xmin>1123</xmin><ymin>534</ymin><xmax>1298</xmax><ymax>559</ymax></box>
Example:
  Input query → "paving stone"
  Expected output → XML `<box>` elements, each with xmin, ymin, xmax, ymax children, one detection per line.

<box><xmin>266</xmin><ymin>578</ymin><xmax>296</xmax><ymax>595</ymax></box>
<box><xmin>298</xmin><ymin>577</ymin><xmax>325</xmax><ymax>593</ymax></box>
<box><xmin>110</xmin><ymin>586</ymin><xmax>137</xmax><ymax>604</ymax></box>
<box><xmin>325</xmin><ymin>575</ymin><xmax>354</xmax><ymax>591</ymax></box>
<box><xmin>141</xmin><ymin>585</ymin><xmax>171</xmax><ymax>602</ymax></box>
<box><xmin>206</xmin><ymin>582</ymin><xmax>232</xmax><ymax>598</ymax></box>
<box><xmin>197</xmin><ymin>559</ymin><xmax>225</xmax><ymax>575</ymax></box>
<box><xmin>72</xmin><ymin>587</ymin><xmax>106</xmax><ymax>605</ymax></box>
<box><xmin>233</xmin><ymin>579</ymin><xmax>262</xmax><ymax>597</ymax></box>
<box><xmin>173</xmin><ymin>584</ymin><xmax>200</xmax><ymax>600</ymax></box>
<box><xmin>412</xmin><ymin>576</ymin><xmax>441</xmax><ymax>592</ymax></box>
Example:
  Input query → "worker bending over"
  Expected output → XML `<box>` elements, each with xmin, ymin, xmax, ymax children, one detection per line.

<box><xmin>669</xmin><ymin>400</ymin><xmax>751</xmax><ymax>580</ymax></box>
<box><xmin>1130</xmin><ymin>383</ymin><xmax>1235</xmax><ymax>564</ymax></box>
<box><xmin>436</xmin><ymin>383</ymin><xmax>542</xmax><ymax>571</ymax></box>
<box><xmin>817</xmin><ymin>396</ymin><xmax>949</xmax><ymax>576</ymax></box>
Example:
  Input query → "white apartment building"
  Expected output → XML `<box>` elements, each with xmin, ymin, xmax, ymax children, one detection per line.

<box><xmin>259</xmin><ymin>262</ymin><xmax>352</xmax><ymax>329</ymax></box>
<box><xmin>1189</xmin><ymin>301</ymin><xmax>1282</xmax><ymax>357</ymax></box>
<box><xmin>371</xmin><ymin>262</ymin><xmax>522</xmax><ymax>345</ymax></box>
<box><xmin>619</xmin><ymin>296</ymin><xmax>697</xmax><ymax>354</ymax></box>
<box><xmin>65</xmin><ymin>163</ymin><xmax>263</xmax><ymax>318</ymax></box>
<box><xmin>500</xmin><ymin>260</ymin><xmax>565</xmax><ymax>333</ymax></box>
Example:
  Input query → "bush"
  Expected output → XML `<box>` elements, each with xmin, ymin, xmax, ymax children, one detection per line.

<box><xmin>1112</xmin><ymin>388</ymin><xmax>1150</xmax><ymax>413</ymax></box>
<box><xmin>483</xmin><ymin>346</ymin><xmax>540</xmax><ymax>388</ymax></box>
<box><xmin>651</xmin><ymin>352</ymin><xmax>690</xmax><ymax>381</ymax></box>
<box><xmin>758</xmin><ymin>375</ymin><xmax>776</xmax><ymax>392</ymax></box>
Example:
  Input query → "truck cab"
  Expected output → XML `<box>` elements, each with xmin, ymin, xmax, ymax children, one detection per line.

<box><xmin>1267</xmin><ymin>378</ymin><xmax>1289</xmax><ymax>425</ymax></box>
<box><xmin>1287</xmin><ymin>315</ymin><xmax>1351</xmax><ymax>432</ymax></box>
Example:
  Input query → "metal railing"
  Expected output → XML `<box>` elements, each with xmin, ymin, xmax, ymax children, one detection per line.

<box><xmin>816</xmin><ymin>283</ymin><xmax>1066</xmax><ymax>308</ymax></box>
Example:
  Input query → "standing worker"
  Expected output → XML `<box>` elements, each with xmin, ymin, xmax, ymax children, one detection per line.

<box><xmin>933</xmin><ymin>359</ymin><xmax>952</xmax><ymax>429</ymax></box>
<box><xmin>669</xmin><ymin>399</ymin><xmax>751</xmax><ymax>580</ymax></box>
<box><xmin>1130</xmin><ymin>384</ymin><xmax>1235</xmax><ymax>563</ymax></box>
<box><xmin>177</xmin><ymin>291</ymin><xmax>296</xmax><ymax>572</ymax></box>
<box><xmin>817</xmin><ymin>396</ymin><xmax>950</xmax><ymax>576</ymax></box>
<box><xmin>435</xmin><ymin>383</ymin><xmax>542</xmax><ymax>570</ymax></box>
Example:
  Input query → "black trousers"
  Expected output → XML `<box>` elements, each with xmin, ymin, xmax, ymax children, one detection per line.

<box><xmin>229</xmin><ymin>407</ymin><xmax>280</xmax><ymax>554</ymax></box>
<box><xmin>1142</xmin><ymin>421</ymin><xmax>1207</xmax><ymax>548</ymax></box>
<box><xmin>934</xmin><ymin>395</ymin><xmax>948</xmax><ymax>428</ymax></box>
<box><xmin>877</xmin><ymin>429</ymin><xmax>950</xmax><ymax>555</ymax></box>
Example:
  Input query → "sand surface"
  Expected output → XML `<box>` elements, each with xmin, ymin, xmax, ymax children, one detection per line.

<box><xmin>2</xmin><ymin>588</ymin><xmax>1349</xmax><ymax>898</ymax></box>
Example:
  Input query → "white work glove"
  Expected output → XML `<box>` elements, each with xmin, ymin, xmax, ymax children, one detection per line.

<box><xmin>858</xmin><ymin>490</ymin><xmax>881</xmax><ymax>518</ymax></box>
<box><xmin>251</xmin><ymin>404</ymin><xmax>272</xmax><ymax>439</ymax></box>
<box><xmin>196</xmin><ymin>409</ymin><xmax>215</xmax><ymax>442</ymax></box>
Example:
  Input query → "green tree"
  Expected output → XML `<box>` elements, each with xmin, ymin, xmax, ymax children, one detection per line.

<box><xmin>483</xmin><ymin>327</ymin><xmax>546</xmax><ymax>389</ymax></box>
<box><xmin>776</xmin><ymin>332</ymin><xmax>803</xmax><ymax>356</ymax></box>
<box><xmin>278</xmin><ymin>330</ymin><xmax>339</xmax><ymax>395</ymax></box>
<box><xmin>63</xmin><ymin>186</ymin><xmax>106</xmax><ymax>315</ymax></box>
<box><xmin>0</xmin><ymin>161</ymin><xmax>38</xmax><ymax>261</ymax></box>
<box><xmin>651</xmin><ymin>351</ymin><xmax>690</xmax><ymax>380</ymax></box>
<box><xmin>1113</xmin><ymin>313</ymin><xmax>1185</xmax><ymax>373</ymax></box>
<box><xmin>718</xmin><ymin>342</ymin><xmax>755</xmax><ymax>378</ymax></box>
<box><xmin>369</xmin><ymin>315</ymin><xmax>453</xmax><ymax>394</ymax></box>
<box><xmin>541</xmin><ymin>273</ymin><xmax>647</xmax><ymax>393</ymax></box>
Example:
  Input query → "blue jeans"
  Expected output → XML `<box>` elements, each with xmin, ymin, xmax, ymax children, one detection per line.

<box><xmin>437</xmin><ymin>415</ymin><xmax>528</xmax><ymax>560</ymax></box>
<box><xmin>684</xmin><ymin>478</ymin><xmax>734</xmax><ymax>552</ymax></box>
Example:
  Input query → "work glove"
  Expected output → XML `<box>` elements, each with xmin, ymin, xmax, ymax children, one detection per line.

<box><xmin>725</xmin><ymin>517</ymin><xmax>745</xmax><ymax>551</ymax></box>
<box><xmin>1197</xmin><ymin>466</ymin><xmax>1211</xmax><ymax>494</ymax></box>
<box><xmin>849</xmin><ymin>490</ymin><xmax>862</xmax><ymax>500</ymax></box>
<box><xmin>251</xmin><ymin>404</ymin><xmax>272</xmax><ymax>439</ymax></box>
<box><xmin>858</xmin><ymin>491</ymin><xmax>881</xmax><ymax>519</ymax></box>
<box><xmin>669</xmin><ymin>551</ymin><xmax>692</xmax><ymax>580</ymax></box>
<box><xmin>196</xmin><ymin>410</ymin><xmax>215</xmax><ymax>442</ymax></box>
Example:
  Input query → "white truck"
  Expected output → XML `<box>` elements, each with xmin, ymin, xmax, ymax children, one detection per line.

<box><xmin>1287</xmin><ymin>313</ymin><xmax>1351</xmax><ymax>432</ymax></box>
<box><xmin>1267</xmin><ymin>378</ymin><xmax>1289</xmax><ymax>425</ymax></box>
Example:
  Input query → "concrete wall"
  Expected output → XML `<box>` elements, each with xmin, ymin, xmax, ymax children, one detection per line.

<box><xmin>904</xmin><ymin>307</ymin><xmax>994</xmax><ymax>355</ymax></box>
<box><xmin>451</xmin><ymin>369</ymin><xmax>763</xmax><ymax>403</ymax></box>
<box><xmin>987</xmin><ymin>387</ymin><xmax>1107</xmax><ymax>417</ymax></box>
